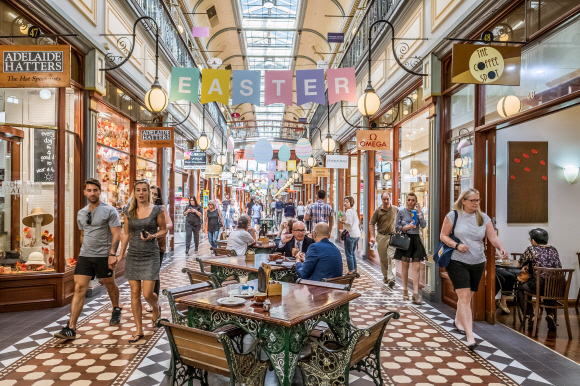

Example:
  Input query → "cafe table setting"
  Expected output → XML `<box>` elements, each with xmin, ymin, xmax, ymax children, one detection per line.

<box><xmin>176</xmin><ymin>266</ymin><xmax>360</xmax><ymax>386</ymax></box>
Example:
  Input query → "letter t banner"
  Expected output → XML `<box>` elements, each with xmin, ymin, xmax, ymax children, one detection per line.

<box><xmin>169</xmin><ymin>67</ymin><xmax>200</xmax><ymax>103</ymax></box>
<box><xmin>264</xmin><ymin>70</ymin><xmax>293</xmax><ymax>106</ymax></box>
<box><xmin>232</xmin><ymin>70</ymin><xmax>261</xmax><ymax>106</ymax></box>
<box><xmin>327</xmin><ymin>67</ymin><xmax>356</xmax><ymax>104</ymax></box>
<box><xmin>200</xmin><ymin>69</ymin><xmax>230</xmax><ymax>104</ymax></box>
<box><xmin>296</xmin><ymin>69</ymin><xmax>326</xmax><ymax>106</ymax></box>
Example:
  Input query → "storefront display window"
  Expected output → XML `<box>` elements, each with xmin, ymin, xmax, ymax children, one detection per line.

<box><xmin>484</xmin><ymin>15</ymin><xmax>580</xmax><ymax>125</ymax></box>
<box><xmin>375</xmin><ymin>149</ymin><xmax>393</xmax><ymax>206</ymax></box>
<box><xmin>137</xmin><ymin>126</ymin><xmax>158</xmax><ymax>184</ymax></box>
<box><xmin>399</xmin><ymin>110</ymin><xmax>430</xmax><ymax>247</ymax></box>
<box><xmin>450</xmin><ymin>136</ymin><xmax>475</xmax><ymax>207</ymax></box>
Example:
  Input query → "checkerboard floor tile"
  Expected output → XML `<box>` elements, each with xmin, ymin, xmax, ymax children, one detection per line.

<box><xmin>0</xmin><ymin>237</ymin><xmax>571</xmax><ymax>386</ymax></box>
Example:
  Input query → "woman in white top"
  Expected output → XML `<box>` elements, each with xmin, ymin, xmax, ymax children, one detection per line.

<box><xmin>340</xmin><ymin>196</ymin><xmax>361</xmax><ymax>273</ymax></box>
<box><xmin>296</xmin><ymin>201</ymin><xmax>306</xmax><ymax>222</ymax></box>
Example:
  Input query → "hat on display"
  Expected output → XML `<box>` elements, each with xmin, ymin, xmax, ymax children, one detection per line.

<box><xmin>22</xmin><ymin>208</ymin><xmax>54</xmax><ymax>227</ymax></box>
<box><xmin>27</xmin><ymin>252</ymin><xmax>45</xmax><ymax>266</ymax></box>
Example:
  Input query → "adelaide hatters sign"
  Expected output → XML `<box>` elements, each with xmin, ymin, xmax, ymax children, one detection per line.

<box><xmin>139</xmin><ymin>127</ymin><xmax>174</xmax><ymax>148</ymax></box>
<box><xmin>0</xmin><ymin>45</ymin><xmax>71</xmax><ymax>88</ymax></box>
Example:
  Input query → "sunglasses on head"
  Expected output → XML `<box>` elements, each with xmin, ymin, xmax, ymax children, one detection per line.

<box><xmin>86</xmin><ymin>211</ymin><xmax>92</xmax><ymax>225</ymax></box>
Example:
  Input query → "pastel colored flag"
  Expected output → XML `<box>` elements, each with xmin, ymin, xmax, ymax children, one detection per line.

<box><xmin>287</xmin><ymin>160</ymin><xmax>296</xmax><ymax>171</ymax></box>
<box><xmin>296</xmin><ymin>69</ymin><xmax>326</xmax><ymax>106</ymax></box>
<box><xmin>275</xmin><ymin>171</ymin><xmax>282</xmax><ymax>180</ymax></box>
<box><xmin>170</xmin><ymin>67</ymin><xmax>200</xmax><ymax>103</ymax></box>
<box><xmin>201</xmin><ymin>69</ymin><xmax>230</xmax><ymax>104</ymax></box>
<box><xmin>268</xmin><ymin>160</ymin><xmax>277</xmax><ymax>171</ymax></box>
<box><xmin>267</xmin><ymin>171</ymin><xmax>275</xmax><ymax>180</ymax></box>
<box><xmin>258</xmin><ymin>163</ymin><xmax>267</xmax><ymax>172</ymax></box>
<box><xmin>192</xmin><ymin>27</ymin><xmax>209</xmax><ymax>37</ymax></box>
<box><xmin>265</xmin><ymin>70</ymin><xmax>293</xmax><ymax>106</ymax></box>
<box><xmin>278</xmin><ymin>161</ymin><xmax>286</xmax><ymax>171</ymax></box>
<box><xmin>237</xmin><ymin>159</ymin><xmax>247</xmax><ymax>170</ymax></box>
<box><xmin>282</xmin><ymin>171</ymin><xmax>288</xmax><ymax>179</ymax></box>
<box><xmin>327</xmin><ymin>67</ymin><xmax>357</xmax><ymax>104</ymax></box>
<box><xmin>248</xmin><ymin>160</ymin><xmax>257</xmax><ymax>171</ymax></box>
<box><xmin>232</xmin><ymin>70</ymin><xmax>260</xmax><ymax>106</ymax></box>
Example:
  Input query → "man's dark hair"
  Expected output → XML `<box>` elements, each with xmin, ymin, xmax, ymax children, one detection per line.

<box><xmin>318</xmin><ymin>190</ymin><xmax>326</xmax><ymax>199</ymax></box>
<box><xmin>84</xmin><ymin>178</ymin><xmax>101</xmax><ymax>191</ymax></box>
<box><xmin>238</xmin><ymin>216</ymin><xmax>249</xmax><ymax>229</ymax></box>
<box><xmin>529</xmin><ymin>228</ymin><xmax>549</xmax><ymax>245</ymax></box>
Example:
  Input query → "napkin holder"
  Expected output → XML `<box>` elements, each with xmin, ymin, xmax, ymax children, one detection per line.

<box><xmin>245</xmin><ymin>250</ymin><xmax>255</xmax><ymax>261</ymax></box>
<box><xmin>258</xmin><ymin>237</ymin><xmax>269</xmax><ymax>244</ymax></box>
<box><xmin>257</xmin><ymin>263</ymin><xmax>272</xmax><ymax>293</ymax></box>
<box><xmin>266</xmin><ymin>280</ymin><xmax>282</xmax><ymax>296</ymax></box>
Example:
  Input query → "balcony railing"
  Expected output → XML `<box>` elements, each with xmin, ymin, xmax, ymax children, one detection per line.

<box><xmin>131</xmin><ymin>0</ymin><xmax>227</xmax><ymax>131</ymax></box>
<box><xmin>229</xmin><ymin>120</ymin><xmax>306</xmax><ymax>141</ymax></box>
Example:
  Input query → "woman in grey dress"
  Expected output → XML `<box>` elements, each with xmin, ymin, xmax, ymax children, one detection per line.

<box><xmin>119</xmin><ymin>180</ymin><xmax>167</xmax><ymax>343</ymax></box>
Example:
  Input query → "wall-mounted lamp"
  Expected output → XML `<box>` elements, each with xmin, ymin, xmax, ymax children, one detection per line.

<box><xmin>563</xmin><ymin>166</ymin><xmax>579</xmax><ymax>184</ymax></box>
<box><xmin>497</xmin><ymin>95</ymin><xmax>521</xmax><ymax>118</ymax></box>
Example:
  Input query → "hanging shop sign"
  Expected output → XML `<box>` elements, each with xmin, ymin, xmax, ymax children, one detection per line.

<box><xmin>231</xmin><ymin>112</ymin><xmax>240</xmax><ymax>118</ymax></box>
<box><xmin>220</xmin><ymin>172</ymin><xmax>233</xmax><ymax>181</ymax></box>
<box><xmin>327</xmin><ymin>33</ymin><xmax>344</xmax><ymax>43</ymax></box>
<box><xmin>0</xmin><ymin>45</ymin><xmax>71</xmax><ymax>88</ymax></box>
<box><xmin>184</xmin><ymin>150</ymin><xmax>206</xmax><ymax>170</ymax></box>
<box><xmin>202</xmin><ymin>190</ymin><xmax>209</xmax><ymax>208</ymax></box>
<box><xmin>312</xmin><ymin>167</ymin><xmax>330</xmax><ymax>178</ymax></box>
<box><xmin>451</xmin><ymin>44</ymin><xmax>521</xmax><ymax>86</ymax></box>
<box><xmin>205</xmin><ymin>164</ymin><xmax>222</xmax><ymax>178</ymax></box>
<box><xmin>303</xmin><ymin>174</ymin><xmax>317</xmax><ymax>184</ymax></box>
<box><xmin>139</xmin><ymin>127</ymin><xmax>174</xmax><ymax>148</ymax></box>
<box><xmin>356</xmin><ymin>130</ymin><xmax>390</xmax><ymax>151</ymax></box>
<box><xmin>325</xmin><ymin>155</ymin><xmax>348</xmax><ymax>169</ymax></box>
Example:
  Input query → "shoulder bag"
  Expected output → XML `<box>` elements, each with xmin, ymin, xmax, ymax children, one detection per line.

<box><xmin>434</xmin><ymin>210</ymin><xmax>460</xmax><ymax>268</ymax></box>
<box><xmin>340</xmin><ymin>230</ymin><xmax>349</xmax><ymax>241</ymax></box>
<box><xmin>389</xmin><ymin>232</ymin><xmax>410</xmax><ymax>251</ymax></box>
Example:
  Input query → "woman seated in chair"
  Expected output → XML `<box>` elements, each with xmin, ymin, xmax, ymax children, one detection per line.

<box><xmin>495</xmin><ymin>265</ymin><xmax>517</xmax><ymax>314</ymax></box>
<box><xmin>517</xmin><ymin>228</ymin><xmax>562</xmax><ymax>330</ymax></box>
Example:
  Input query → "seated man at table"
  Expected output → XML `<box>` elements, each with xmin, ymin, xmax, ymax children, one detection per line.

<box><xmin>295</xmin><ymin>223</ymin><xmax>342</xmax><ymax>281</ymax></box>
<box><xmin>226</xmin><ymin>216</ymin><xmax>256</xmax><ymax>256</ymax></box>
<box><xmin>275</xmin><ymin>221</ymin><xmax>314</xmax><ymax>259</ymax></box>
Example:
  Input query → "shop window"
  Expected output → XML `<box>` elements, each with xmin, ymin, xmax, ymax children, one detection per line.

<box><xmin>348</xmin><ymin>154</ymin><xmax>358</xmax><ymax>213</ymax></box>
<box><xmin>483</xmin><ymin>15</ymin><xmax>580</xmax><ymax>125</ymax></box>
<box><xmin>375</xmin><ymin>140</ymin><xmax>394</xmax><ymax>207</ymax></box>
<box><xmin>70</xmin><ymin>53</ymin><xmax>81</xmax><ymax>85</ymax></box>
<box><xmin>137</xmin><ymin>126</ymin><xmax>158</xmax><ymax>184</ymax></box>
<box><xmin>449</xmin><ymin>85</ymin><xmax>475</xmax><ymax>137</ymax></box>
<box><xmin>450</xmin><ymin>135</ymin><xmax>475</xmax><ymax>208</ymax></box>
<box><xmin>399</xmin><ymin>110</ymin><xmax>430</xmax><ymax>248</ymax></box>
<box><xmin>527</xmin><ymin>0</ymin><xmax>579</xmax><ymax>37</ymax></box>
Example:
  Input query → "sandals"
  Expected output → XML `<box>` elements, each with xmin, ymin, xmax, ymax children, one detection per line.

<box><xmin>412</xmin><ymin>293</ymin><xmax>422</xmax><ymax>305</ymax></box>
<box><xmin>403</xmin><ymin>290</ymin><xmax>409</xmax><ymax>301</ymax></box>
<box><xmin>151</xmin><ymin>305</ymin><xmax>162</xmax><ymax>327</ymax></box>
<box><xmin>144</xmin><ymin>304</ymin><xmax>153</xmax><ymax>313</ymax></box>
<box><xmin>129</xmin><ymin>334</ymin><xmax>144</xmax><ymax>343</ymax></box>
<box><xmin>453</xmin><ymin>321</ymin><xmax>466</xmax><ymax>335</ymax></box>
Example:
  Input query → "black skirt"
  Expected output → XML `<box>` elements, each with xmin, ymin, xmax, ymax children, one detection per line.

<box><xmin>394</xmin><ymin>234</ymin><xmax>426</xmax><ymax>262</ymax></box>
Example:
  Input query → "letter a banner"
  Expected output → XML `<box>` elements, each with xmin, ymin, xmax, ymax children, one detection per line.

<box><xmin>200</xmin><ymin>69</ymin><xmax>230</xmax><ymax>104</ymax></box>
<box><xmin>296</xmin><ymin>69</ymin><xmax>325</xmax><ymax>106</ymax></box>
<box><xmin>356</xmin><ymin>130</ymin><xmax>391</xmax><ymax>151</ymax></box>
<box><xmin>170</xmin><ymin>67</ymin><xmax>200</xmax><ymax>103</ymax></box>
<box><xmin>327</xmin><ymin>67</ymin><xmax>357</xmax><ymax>104</ymax></box>
<box><xmin>265</xmin><ymin>70</ymin><xmax>293</xmax><ymax>106</ymax></box>
<box><xmin>232</xmin><ymin>70</ymin><xmax>260</xmax><ymax>106</ymax></box>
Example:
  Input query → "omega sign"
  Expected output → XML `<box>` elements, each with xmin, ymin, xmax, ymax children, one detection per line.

<box><xmin>356</xmin><ymin>130</ymin><xmax>391</xmax><ymax>151</ymax></box>
<box><xmin>0</xmin><ymin>45</ymin><xmax>70</xmax><ymax>88</ymax></box>
<box><xmin>139</xmin><ymin>127</ymin><xmax>174</xmax><ymax>148</ymax></box>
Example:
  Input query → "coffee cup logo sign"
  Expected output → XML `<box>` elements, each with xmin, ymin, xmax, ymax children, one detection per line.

<box><xmin>356</xmin><ymin>130</ymin><xmax>391</xmax><ymax>151</ymax></box>
<box><xmin>468</xmin><ymin>47</ymin><xmax>504</xmax><ymax>84</ymax></box>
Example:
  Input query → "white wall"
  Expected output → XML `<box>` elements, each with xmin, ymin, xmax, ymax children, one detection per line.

<box><xmin>496</xmin><ymin>104</ymin><xmax>580</xmax><ymax>298</ymax></box>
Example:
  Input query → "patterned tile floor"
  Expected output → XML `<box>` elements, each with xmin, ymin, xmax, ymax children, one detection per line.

<box><xmin>0</xmin><ymin>237</ymin><xmax>579</xmax><ymax>385</ymax></box>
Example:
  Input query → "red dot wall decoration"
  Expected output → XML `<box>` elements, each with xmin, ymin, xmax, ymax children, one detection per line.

<box><xmin>508</xmin><ymin>141</ymin><xmax>548</xmax><ymax>223</ymax></box>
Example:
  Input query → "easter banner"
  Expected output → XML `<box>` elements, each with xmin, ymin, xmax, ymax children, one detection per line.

<box><xmin>200</xmin><ymin>69</ymin><xmax>230</xmax><ymax>104</ymax></box>
<box><xmin>170</xmin><ymin>67</ymin><xmax>200</xmax><ymax>103</ymax></box>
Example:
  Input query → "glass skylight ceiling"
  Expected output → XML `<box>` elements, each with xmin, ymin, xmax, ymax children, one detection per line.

<box><xmin>241</xmin><ymin>0</ymin><xmax>298</xmax><ymax>18</ymax></box>
<box><xmin>248</xmin><ymin>57</ymin><xmax>292</xmax><ymax>70</ymax></box>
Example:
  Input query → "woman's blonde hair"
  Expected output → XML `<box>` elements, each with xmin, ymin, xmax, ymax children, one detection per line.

<box><xmin>453</xmin><ymin>188</ymin><xmax>484</xmax><ymax>226</ymax></box>
<box><xmin>128</xmin><ymin>180</ymin><xmax>151</xmax><ymax>218</ymax></box>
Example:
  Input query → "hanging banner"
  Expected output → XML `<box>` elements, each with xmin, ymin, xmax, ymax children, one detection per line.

<box><xmin>248</xmin><ymin>159</ymin><xmax>258</xmax><ymax>171</ymax></box>
<box><xmin>327</xmin><ymin>67</ymin><xmax>357</xmax><ymax>104</ymax></box>
<box><xmin>170</xmin><ymin>67</ymin><xmax>200</xmax><ymax>103</ymax></box>
<box><xmin>184</xmin><ymin>150</ymin><xmax>207</xmax><ymax>169</ymax></box>
<box><xmin>253</xmin><ymin>138</ymin><xmax>273</xmax><ymax>164</ymax></box>
<box><xmin>277</xmin><ymin>161</ymin><xmax>287</xmax><ymax>171</ymax></box>
<box><xmin>267</xmin><ymin>171</ymin><xmax>275</xmax><ymax>180</ymax></box>
<box><xmin>237</xmin><ymin>158</ymin><xmax>248</xmax><ymax>170</ymax></box>
<box><xmin>232</xmin><ymin>70</ymin><xmax>260</xmax><ymax>106</ymax></box>
<box><xmin>325</xmin><ymin>154</ymin><xmax>348</xmax><ymax>169</ymax></box>
<box><xmin>357</xmin><ymin>130</ymin><xmax>391</xmax><ymax>151</ymax></box>
<box><xmin>451</xmin><ymin>44</ymin><xmax>521</xmax><ymax>85</ymax></box>
<box><xmin>268</xmin><ymin>160</ymin><xmax>277</xmax><ymax>171</ymax></box>
<box><xmin>139</xmin><ymin>127</ymin><xmax>174</xmax><ymax>148</ymax></box>
<box><xmin>257</xmin><ymin>163</ymin><xmax>267</xmax><ymax>172</ymax></box>
<box><xmin>0</xmin><ymin>45</ymin><xmax>70</xmax><ymax>88</ymax></box>
<box><xmin>287</xmin><ymin>160</ymin><xmax>296</xmax><ymax>171</ymax></box>
<box><xmin>192</xmin><ymin>27</ymin><xmax>210</xmax><ymax>37</ymax></box>
<box><xmin>281</xmin><ymin>171</ymin><xmax>289</xmax><ymax>179</ymax></box>
<box><xmin>295</xmin><ymin>138</ymin><xmax>313</xmax><ymax>159</ymax></box>
<box><xmin>275</xmin><ymin>171</ymin><xmax>282</xmax><ymax>180</ymax></box>
<box><xmin>312</xmin><ymin>167</ymin><xmax>330</xmax><ymax>177</ymax></box>
<box><xmin>278</xmin><ymin>144</ymin><xmax>291</xmax><ymax>162</ymax></box>
<box><xmin>316</xmin><ymin>60</ymin><xmax>329</xmax><ymax>70</ymax></box>
<box><xmin>327</xmin><ymin>33</ymin><xmax>344</xmax><ymax>43</ymax></box>
<box><xmin>296</xmin><ymin>69</ymin><xmax>325</xmax><ymax>106</ymax></box>
<box><xmin>200</xmin><ymin>69</ymin><xmax>230</xmax><ymax>104</ymax></box>
<box><xmin>205</xmin><ymin>164</ymin><xmax>222</xmax><ymax>178</ymax></box>
<box><xmin>303</xmin><ymin>174</ymin><xmax>317</xmax><ymax>184</ymax></box>
<box><xmin>265</xmin><ymin>70</ymin><xmax>293</xmax><ymax>105</ymax></box>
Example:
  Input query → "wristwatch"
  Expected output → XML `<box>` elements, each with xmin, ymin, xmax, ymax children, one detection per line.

<box><xmin>455</xmin><ymin>243</ymin><xmax>460</xmax><ymax>250</ymax></box>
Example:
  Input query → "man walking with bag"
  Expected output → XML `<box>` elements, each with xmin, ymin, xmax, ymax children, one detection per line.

<box><xmin>369</xmin><ymin>193</ymin><xmax>398</xmax><ymax>287</ymax></box>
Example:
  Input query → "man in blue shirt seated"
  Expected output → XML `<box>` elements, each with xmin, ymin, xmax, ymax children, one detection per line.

<box><xmin>295</xmin><ymin>223</ymin><xmax>343</xmax><ymax>281</ymax></box>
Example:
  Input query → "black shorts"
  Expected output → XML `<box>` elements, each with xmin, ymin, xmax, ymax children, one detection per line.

<box><xmin>446</xmin><ymin>260</ymin><xmax>485</xmax><ymax>292</ymax></box>
<box><xmin>74</xmin><ymin>255</ymin><xmax>114</xmax><ymax>279</ymax></box>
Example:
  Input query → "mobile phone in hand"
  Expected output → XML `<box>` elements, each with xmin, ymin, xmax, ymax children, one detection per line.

<box><xmin>141</xmin><ymin>230</ymin><xmax>149</xmax><ymax>239</ymax></box>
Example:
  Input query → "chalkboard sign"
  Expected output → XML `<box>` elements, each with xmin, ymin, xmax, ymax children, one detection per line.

<box><xmin>34</xmin><ymin>129</ymin><xmax>55</xmax><ymax>182</ymax></box>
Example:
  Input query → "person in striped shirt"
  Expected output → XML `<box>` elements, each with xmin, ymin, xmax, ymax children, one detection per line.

<box><xmin>304</xmin><ymin>190</ymin><xmax>334</xmax><ymax>233</ymax></box>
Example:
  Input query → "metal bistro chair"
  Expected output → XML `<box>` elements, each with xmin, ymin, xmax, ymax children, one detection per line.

<box><xmin>181</xmin><ymin>267</ymin><xmax>220</xmax><ymax>288</ymax></box>
<box><xmin>523</xmin><ymin>267</ymin><xmax>574</xmax><ymax>340</ymax></box>
<box><xmin>321</xmin><ymin>272</ymin><xmax>360</xmax><ymax>291</ymax></box>
<box><xmin>163</xmin><ymin>281</ymin><xmax>216</xmax><ymax>326</ymax></box>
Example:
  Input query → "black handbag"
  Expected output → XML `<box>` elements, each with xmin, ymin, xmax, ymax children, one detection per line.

<box><xmin>389</xmin><ymin>232</ymin><xmax>410</xmax><ymax>251</ymax></box>
<box><xmin>340</xmin><ymin>230</ymin><xmax>349</xmax><ymax>241</ymax></box>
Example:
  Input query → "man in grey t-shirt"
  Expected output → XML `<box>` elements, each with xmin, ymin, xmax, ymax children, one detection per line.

<box><xmin>54</xmin><ymin>178</ymin><xmax>122</xmax><ymax>340</ymax></box>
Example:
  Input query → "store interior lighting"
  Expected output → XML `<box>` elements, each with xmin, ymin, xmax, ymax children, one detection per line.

<box><xmin>563</xmin><ymin>166</ymin><xmax>579</xmax><ymax>184</ymax></box>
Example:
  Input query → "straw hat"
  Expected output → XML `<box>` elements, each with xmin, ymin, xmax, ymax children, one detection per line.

<box><xmin>22</xmin><ymin>207</ymin><xmax>54</xmax><ymax>227</ymax></box>
<box><xmin>27</xmin><ymin>252</ymin><xmax>45</xmax><ymax>265</ymax></box>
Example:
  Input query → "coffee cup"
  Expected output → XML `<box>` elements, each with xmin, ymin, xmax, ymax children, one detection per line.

<box><xmin>253</xmin><ymin>293</ymin><xmax>267</xmax><ymax>303</ymax></box>
<box><xmin>239</xmin><ymin>275</ymin><xmax>248</xmax><ymax>284</ymax></box>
